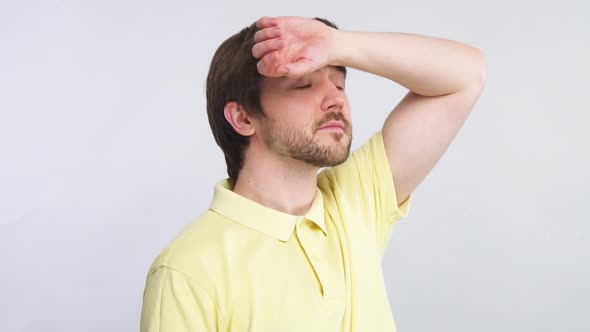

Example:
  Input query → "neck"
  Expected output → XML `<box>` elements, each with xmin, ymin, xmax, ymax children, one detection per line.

<box><xmin>232</xmin><ymin>144</ymin><xmax>319</xmax><ymax>216</ymax></box>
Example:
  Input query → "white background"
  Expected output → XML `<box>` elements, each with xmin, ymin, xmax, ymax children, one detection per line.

<box><xmin>1</xmin><ymin>0</ymin><xmax>589</xmax><ymax>331</ymax></box>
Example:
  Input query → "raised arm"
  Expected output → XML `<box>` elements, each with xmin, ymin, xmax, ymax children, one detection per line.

<box><xmin>330</xmin><ymin>30</ymin><xmax>487</xmax><ymax>205</ymax></box>
<box><xmin>253</xmin><ymin>16</ymin><xmax>487</xmax><ymax>206</ymax></box>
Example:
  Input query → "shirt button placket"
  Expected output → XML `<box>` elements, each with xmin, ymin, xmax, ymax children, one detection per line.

<box><xmin>295</xmin><ymin>218</ymin><xmax>326</xmax><ymax>298</ymax></box>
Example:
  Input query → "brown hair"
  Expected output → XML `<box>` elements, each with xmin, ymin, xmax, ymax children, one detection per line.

<box><xmin>205</xmin><ymin>17</ymin><xmax>342</xmax><ymax>187</ymax></box>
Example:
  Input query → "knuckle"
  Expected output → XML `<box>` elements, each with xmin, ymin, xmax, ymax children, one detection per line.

<box><xmin>252</xmin><ymin>45</ymin><xmax>261</xmax><ymax>58</ymax></box>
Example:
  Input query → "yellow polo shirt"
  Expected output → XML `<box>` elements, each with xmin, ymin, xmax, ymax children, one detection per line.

<box><xmin>141</xmin><ymin>130</ymin><xmax>412</xmax><ymax>331</ymax></box>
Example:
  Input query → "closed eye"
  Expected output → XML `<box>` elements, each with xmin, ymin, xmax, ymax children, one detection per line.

<box><xmin>295</xmin><ymin>84</ymin><xmax>345</xmax><ymax>91</ymax></box>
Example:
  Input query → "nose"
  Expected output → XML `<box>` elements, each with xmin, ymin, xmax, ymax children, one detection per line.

<box><xmin>320</xmin><ymin>82</ymin><xmax>345</xmax><ymax>112</ymax></box>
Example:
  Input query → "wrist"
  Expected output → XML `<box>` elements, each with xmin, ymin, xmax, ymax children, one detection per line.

<box><xmin>328</xmin><ymin>28</ymin><xmax>349</xmax><ymax>67</ymax></box>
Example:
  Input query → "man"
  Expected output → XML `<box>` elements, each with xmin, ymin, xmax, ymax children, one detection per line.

<box><xmin>140</xmin><ymin>16</ymin><xmax>486</xmax><ymax>331</ymax></box>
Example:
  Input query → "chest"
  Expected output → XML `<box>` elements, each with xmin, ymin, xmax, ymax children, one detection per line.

<box><xmin>224</xmin><ymin>215</ymin><xmax>388</xmax><ymax>331</ymax></box>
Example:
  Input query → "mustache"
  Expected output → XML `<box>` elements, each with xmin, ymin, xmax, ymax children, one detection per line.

<box><xmin>316</xmin><ymin>112</ymin><xmax>350</xmax><ymax>130</ymax></box>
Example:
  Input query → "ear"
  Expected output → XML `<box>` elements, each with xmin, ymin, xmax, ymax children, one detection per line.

<box><xmin>224</xmin><ymin>102</ymin><xmax>256</xmax><ymax>136</ymax></box>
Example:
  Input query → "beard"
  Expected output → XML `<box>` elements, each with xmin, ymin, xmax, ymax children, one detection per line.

<box><xmin>259</xmin><ymin>112</ymin><xmax>353</xmax><ymax>168</ymax></box>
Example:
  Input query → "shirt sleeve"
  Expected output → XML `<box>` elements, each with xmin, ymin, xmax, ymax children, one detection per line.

<box><xmin>319</xmin><ymin>130</ymin><xmax>412</xmax><ymax>255</ymax></box>
<box><xmin>140</xmin><ymin>266</ymin><xmax>222</xmax><ymax>332</ymax></box>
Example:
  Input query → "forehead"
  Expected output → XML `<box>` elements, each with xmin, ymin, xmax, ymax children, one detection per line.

<box><xmin>296</xmin><ymin>65</ymin><xmax>346</xmax><ymax>79</ymax></box>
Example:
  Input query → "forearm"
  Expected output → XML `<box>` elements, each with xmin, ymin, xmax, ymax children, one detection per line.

<box><xmin>330</xmin><ymin>30</ymin><xmax>486</xmax><ymax>96</ymax></box>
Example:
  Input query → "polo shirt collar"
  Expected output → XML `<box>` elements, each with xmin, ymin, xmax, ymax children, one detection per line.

<box><xmin>209</xmin><ymin>179</ymin><xmax>327</xmax><ymax>242</ymax></box>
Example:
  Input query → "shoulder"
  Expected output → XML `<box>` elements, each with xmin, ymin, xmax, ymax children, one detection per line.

<box><xmin>317</xmin><ymin>130</ymin><xmax>410</xmax><ymax>225</ymax></box>
<box><xmin>318</xmin><ymin>130</ymin><xmax>387</xmax><ymax>192</ymax></box>
<box><xmin>145</xmin><ymin>210</ymin><xmax>236</xmax><ymax>289</ymax></box>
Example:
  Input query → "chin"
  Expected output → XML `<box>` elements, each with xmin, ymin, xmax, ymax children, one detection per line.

<box><xmin>328</xmin><ymin>156</ymin><xmax>349</xmax><ymax>167</ymax></box>
<box><xmin>325</xmin><ymin>148</ymin><xmax>351</xmax><ymax>167</ymax></box>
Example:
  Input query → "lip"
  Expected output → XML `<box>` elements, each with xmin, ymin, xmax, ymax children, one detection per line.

<box><xmin>318</xmin><ymin>121</ymin><xmax>344</xmax><ymax>130</ymax></box>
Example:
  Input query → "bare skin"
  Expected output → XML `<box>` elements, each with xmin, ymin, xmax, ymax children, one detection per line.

<box><xmin>224</xmin><ymin>16</ymin><xmax>486</xmax><ymax>216</ymax></box>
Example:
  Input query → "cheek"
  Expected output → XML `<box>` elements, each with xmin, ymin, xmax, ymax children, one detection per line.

<box><xmin>343</xmin><ymin>101</ymin><xmax>352</xmax><ymax>120</ymax></box>
<box><xmin>267</xmin><ymin>100</ymin><xmax>315</xmax><ymax>123</ymax></box>
<box><xmin>261</xmin><ymin>93</ymin><xmax>297</xmax><ymax>114</ymax></box>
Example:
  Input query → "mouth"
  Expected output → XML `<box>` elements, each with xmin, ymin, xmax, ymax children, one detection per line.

<box><xmin>318</xmin><ymin>126</ymin><xmax>344</xmax><ymax>132</ymax></box>
<box><xmin>318</xmin><ymin>121</ymin><xmax>345</xmax><ymax>131</ymax></box>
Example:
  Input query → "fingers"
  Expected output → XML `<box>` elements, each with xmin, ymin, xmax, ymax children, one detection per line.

<box><xmin>252</xmin><ymin>25</ymin><xmax>282</xmax><ymax>60</ymax></box>
<box><xmin>253</xmin><ymin>27</ymin><xmax>281</xmax><ymax>44</ymax></box>
<box><xmin>252</xmin><ymin>38</ymin><xmax>283</xmax><ymax>59</ymax></box>
<box><xmin>256</xmin><ymin>52</ymin><xmax>282</xmax><ymax>77</ymax></box>
<box><xmin>257</xmin><ymin>56</ymin><xmax>313</xmax><ymax>79</ymax></box>
<box><xmin>252</xmin><ymin>18</ymin><xmax>284</xmax><ymax>75</ymax></box>
<box><xmin>255</xmin><ymin>16</ymin><xmax>279</xmax><ymax>30</ymax></box>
